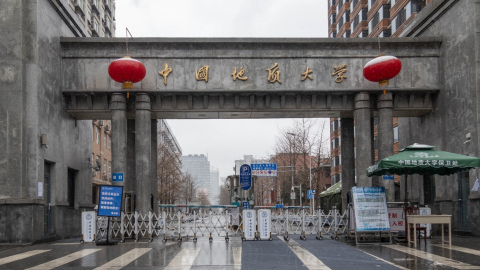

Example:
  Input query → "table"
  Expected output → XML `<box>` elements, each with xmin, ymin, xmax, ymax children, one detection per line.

<box><xmin>407</xmin><ymin>215</ymin><xmax>451</xmax><ymax>248</ymax></box>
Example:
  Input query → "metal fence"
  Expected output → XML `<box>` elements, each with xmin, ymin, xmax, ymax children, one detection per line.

<box><xmin>92</xmin><ymin>205</ymin><xmax>349</xmax><ymax>243</ymax></box>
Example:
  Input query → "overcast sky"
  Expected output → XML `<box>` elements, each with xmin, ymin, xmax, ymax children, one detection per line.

<box><xmin>115</xmin><ymin>0</ymin><xmax>329</xmax><ymax>182</ymax></box>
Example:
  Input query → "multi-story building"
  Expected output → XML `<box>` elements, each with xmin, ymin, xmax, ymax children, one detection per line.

<box><xmin>91</xmin><ymin>120</ymin><xmax>112</xmax><ymax>204</ymax></box>
<box><xmin>328</xmin><ymin>0</ymin><xmax>433</xmax><ymax>188</ymax></box>
<box><xmin>328</xmin><ymin>0</ymin><xmax>433</xmax><ymax>38</ymax></box>
<box><xmin>182</xmin><ymin>154</ymin><xmax>211</xmax><ymax>200</ymax></box>
<box><xmin>210</xmin><ymin>167</ymin><xmax>220</xmax><ymax>205</ymax></box>
<box><xmin>68</xmin><ymin>0</ymin><xmax>116</xmax><ymax>37</ymax></box>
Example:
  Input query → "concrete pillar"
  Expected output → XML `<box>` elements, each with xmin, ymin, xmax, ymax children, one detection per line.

<box><xmin>377</xmin><ymin>92</ymin><xmax>395</xmax><ymax>201</ymax></box>
<box><xmin>135</xmin><ymin>94</ymin><xmax>152</xmax><ymax>213</ymax></box>
<box><xmin>151</xmin><ymin>120</ymin><xmax>158</xmax><ymax>213</ymax></box>
<box><xmin>354</xmin><ymin>92</ymin><xmax>372</xmax><ymax>187</ymax></box>
<box><xmin>341</xmin><ymin>118</ymin><xmax>355</xmax><ymax>211</ymax></box>
<box><xmin>110</xmin><ymin>94</ymin><xmax>127</xmax><ymax>187</ymax></box>
<box><xmin>126</xmin><ymin>119</ymin><xmax>136</xmax><ymax>212</ymax></box>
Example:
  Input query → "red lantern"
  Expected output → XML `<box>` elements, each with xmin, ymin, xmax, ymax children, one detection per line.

<box><xmin>363</xmin><ymin>55</ymin><xmax>402</xmax><ymax>87</ymax></box>
<box><xmin>108</xmin><ymin>56</ymin><xmax>146</xmax><ymax>89</ymax></box>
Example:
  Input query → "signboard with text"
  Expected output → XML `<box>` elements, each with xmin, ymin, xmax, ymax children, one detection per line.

<box><xmin>243</xmin><ymin>210</ymin><xmax>256</xmax><ymax>240</ymax></box>
<box><xmin>240</xmin><ymin>164</ymin><xmax>252</xmax><ymax>190</ymax></box>
<box><xmin>243</xmin><ymin>201</ymin><xmax>250</xmax><ymax>210</ymax></box>
<box><xmin>112</xmin><ymin>173</ymin><xmax>124</xmax><ymax>182</ymax></box>
<box><xmin>81</xmin><ymin>211</ymin><xmax>96</xmax><ymax>242</ymax></box>
<box><xmin>307</xmin><ymin>189</ymin><xmax>315</xmax><ymax>199</ymax></box>
<box><xmin>98</xmin><ymin>185</ymin><xmax>123</xmax><ymax>217</ymax></box>
<box><xmin>251</xmin><ymin>163</ymin><xmax>277</xmax><ymax>177</ymax></box>
<box><xmin>258</xmin><ymin>209</ymin><xmax>271</xmax><ymax>240</ymax></box>
<box><xmin>352</xmin><ymin>187</ymin><xmax>390</xmax><ymax>232</ymax></box>
<box><xmin>387</xmin><ymin>208</ymin><xmax>405</xmax><ymax>231</ymax></box>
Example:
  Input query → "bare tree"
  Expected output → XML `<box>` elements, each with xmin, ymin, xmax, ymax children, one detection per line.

<box><xmin>197</xmin><ymin>189</ymin><xmax>211</xmax><ymax>205</ymax></box>
<box><xmin>218</xmin><ymin>177</ymin><xmax>231</xmax><ymax>205</ymax></box>
<box><xmin>180</xmin><ymin>172</ymin><xmax>197</xmax><ymax>205</ymax></box>
<box><xmin>272</xmin><ymin>119</ymin><xmax>331</xmax><ymax>207</ymax></box>
<box><xmin>157</xmin><ymin>138</ymin><xmax>183</xmax><ymax>204</ymax></box>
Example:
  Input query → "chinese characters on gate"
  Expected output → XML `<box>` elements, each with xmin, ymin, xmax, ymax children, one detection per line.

<box><xmin>158</xmin><ymin>63</ymin><xmax>348</xmax><ymax>84</ymax></box>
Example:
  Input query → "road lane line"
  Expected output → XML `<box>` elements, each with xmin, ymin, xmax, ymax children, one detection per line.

<box><xmin>433</xmin><ymin>244</ymin><xmax>480</xmax><ymax>257</ymax></box>
<box><xmin>26</xmin><ymin>249</ymin><xmax>101</xmax><ymax>270</ymax></box>
<box><xmin>0</xmin><ymin>250</ymin><xmax>50</xmax><ymax>266</ymax></box>
<box><xmin>94</xmin><ymin>248</ymin><xmax>151</xmax><ymax>270</ymax></box>
<box><xmin>384</xmin><ymin>245</ymin><xmax>480</xmax><ymax>270</ymax></box>
<box><xmin>278</xmin><ymin>236</ymin><xmax>331</xmax><ymax>270</ymax></box>
<box><xmin>233</xmin><ymin>246</ymin><xmax>241</xmax><ymax>270</ymax></box>
<box><xmin>164</xmin><ymin>248</ymin><xmax>201</xmax><ymax>270</ymax></box>
<box><xmin>360</xmin><ymin>251</ymin><xmax>409</xmax><ymax>270</ymax></box>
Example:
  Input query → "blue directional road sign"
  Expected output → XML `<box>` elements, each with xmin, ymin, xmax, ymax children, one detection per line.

<box><xmin>275</xmin><ymin>204</ymin><xmax>284</xmax><ymax>209</ymax></box>
<box><xmin>239</xmin><ymin>164</ymin><xmax>252</xmax><ymax>190</ymax></box>
<box><xmin>98</xmin><ymin>185</ymin><xmax>123</xmax><ymax>217</ymax></box>
<box><xmin>112</xmin><ymin>173</ymin><xmax>124</xmax><ymax>182</ymax></box>
<box><xmin>243</xmin><ymin>201</ymin><xmax>250</xmax><ymax>209</ymax></box>
<box><xmin>251</xmin><ymin>163</ymin><xmax>277</xmax><ymax>177</ymax></box>
<box><xmin>383</xmin><ymin>175</ymin><xmax>394</xmax><ymax>180</ymax></box>
<box><xmin>307</xmin><ymin>190</ymin><xmax>315</xmax><ymax>199</ymax></box>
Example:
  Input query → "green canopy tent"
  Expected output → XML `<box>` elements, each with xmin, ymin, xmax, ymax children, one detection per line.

<box><xmin>319</xmin><ymin>181</ymin><xmax>342</xmax><ymax>210</ymax></box>
<box><xmin>366</xmin><ymin>143</ymin><xmax>480</xmax><ymax>203</ymax></box>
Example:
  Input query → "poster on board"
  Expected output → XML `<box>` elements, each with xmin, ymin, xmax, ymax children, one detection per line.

<box><xmin>352</xmin><ymin>187</ymin><xmax>390</xmax><ymax>232</ymax></box>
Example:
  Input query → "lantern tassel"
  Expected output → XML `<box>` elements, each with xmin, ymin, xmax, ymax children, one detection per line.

<box><xmin>127</xmin><ymin>92</ymin><xmax>129</xmax><ymax>99</ymax></box>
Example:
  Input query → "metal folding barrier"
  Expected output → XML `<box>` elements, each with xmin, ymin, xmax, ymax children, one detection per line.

<box><xmin>92</xmin><ymin>205</ymin><xmax>349</xmax><ymax>243</ymax></box>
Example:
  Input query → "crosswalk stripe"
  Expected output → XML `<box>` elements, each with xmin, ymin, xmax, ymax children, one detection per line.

<box><xmin>0</xmin><ymin>250</ymin><xmax>50</xmax><ymax>266</ymax></box>
<box><xmin>385</xmin><ymin>245</ymin><xmax>480</xmax><ymax>270</ymax></box>
<box><xmin>278</xmin><ymin>236</ymin><xmax>331</xmax><ymax>270</ymax></box>
<box><xmin>433</xmin><ymin>244</ymin><xmax>480</xmax><ymax>257</ymax></box>
<box><xmin>93</xmin><ymin>248</ymin><xmax>151</xmax><ymax>270</ymax></box>
<box><xmin>360</xmin><ymin>250</ymin><xmax>409</xmax><ymax>270</ymax></box>
<box><xmin>25</xmin><ymin>249</ymin><xmax>101</xmax><ymax>270</ymax></box>
<box><xmin>232</xmin><ymin>246</ymin><xmax>242</xmax><ymax>270</ymax></box>
<box><xmin>164</xmin><ymin>248</ymin><xmax>201</xmax><ymax>270</ymax></box>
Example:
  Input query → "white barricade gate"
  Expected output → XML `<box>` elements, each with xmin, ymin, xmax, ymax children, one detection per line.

<box><xmin>242</xmin><ymin>210</ymin><xmax>256</xmax><ymax>241</ymax></box>
<box><xmin>87</xmin><ymin>205</ymin><xmax>352</xmax><ymax>244</ymax></box>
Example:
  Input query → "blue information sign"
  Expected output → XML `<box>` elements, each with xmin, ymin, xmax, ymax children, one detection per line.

<box><xmin>239</xmin><ymin>164</ymin><xmax>252</xmax><ymax>190</ymax></box>
<box><xmin>112</xmin><ymin>173</ymin><xmax>124</xmax><ymax>182</ymax></box>
<box><xmin>383</xmin><ymin>175</ymin><xmax>394</xmax><ymax>180</ymax></box>
<box><xmin>98</xmin><ymin>185</ymin><xmax>123</xmax><ymax>217</ymax></box>
<box><xmin>307</xmin><ymin>190</ymin><xmax>315</xmax><ymax>199</ymax></box>
<box><xmin>243</xmin><ymin>201</ymin><xmax>250</xmax><ymax>209</ymax></box>
<box><xmin>275</xmin><ymin>204</ymin><xmax>284</xmax><ymax>209</ymax></box>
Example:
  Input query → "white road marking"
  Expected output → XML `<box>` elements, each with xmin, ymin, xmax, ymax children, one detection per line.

<box><xmin>433</xmin><ymin>244</ymin><xmax>480</xmax><ymax>257</ymax></box>
<box><xmin>51</xmin><ymin>243</ymin><xmax>80</xmax><ymax>245</ymax></box>
<box><xmin>385</xmin><ymin>245</ymin><xmax>480</xmax><ymax>270</ymax></box>
<box><xmin>164</xmin><ymin>248</ymin><xmax>201</xmax><ymax>270</ymax></box>
<box><xmin>361</xmin><ymin>250</ymin><xmax>409</xmax><ymax>270</ymax></box>
<box><xmin>0</xmin><ymin>250</ymin><xmax>50</xmax><ymax>266</ymax></box>
<box><xmin>233</xmin><ymin>246</ymin><xmax>242</xmax><ymax>270</ymax></box>
<box><xmin>278</xmin><ymin>236</ymin><xmax>331</xmax><ymax>270</ymax></box>
<box><xmin>26</xmin><ymin>249</ymin><xmax>101</xmax><ymax>270</ymax></box>
<box><xmin>94</xmin><ymin>248</ymin><xmax>151</xmax><ymax>270</ymax></box>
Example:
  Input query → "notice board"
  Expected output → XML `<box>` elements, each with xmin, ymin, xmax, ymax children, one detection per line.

<box><xmin>352</xmin><ymin>187</ymin><xmax>390</xmax><ymax>232</ymax></box>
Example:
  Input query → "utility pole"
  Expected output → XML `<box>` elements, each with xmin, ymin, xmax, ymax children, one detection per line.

<box><xmin>287</xmin><ymin>132</ymin><xmax>296</xmax><ymax>206</ymax></box>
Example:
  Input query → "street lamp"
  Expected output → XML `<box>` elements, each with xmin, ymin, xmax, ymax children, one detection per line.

<box><xmin>287</xmin><ymin>132</ymin><xmax>296</xmax><ymax>206</ymax></box>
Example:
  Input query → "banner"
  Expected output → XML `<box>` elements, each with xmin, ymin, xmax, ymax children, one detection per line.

<box><xmin>352</xmin><ymin>187</ymin><xmax>390</xmax><ymax>231</ymax></box>
<box><xmin>243</xmin><ymin>210</ymin><xmax>256</xmax><ymax>240</ymax></box>
<box><xmin>81</xmin><ymin>211</ymin><xmax>96</xmax><ymax>242</ymax></box>
<box><xmin>258</xmin><ymin>209</ymin><xmax>271</xmax><ymax>240</ymax></box>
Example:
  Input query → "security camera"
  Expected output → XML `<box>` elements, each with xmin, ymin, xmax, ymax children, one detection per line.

<box><xmin>291</xmin><ymin>187</ymin><xmax>294</xmax><ymax>192</ymax></box>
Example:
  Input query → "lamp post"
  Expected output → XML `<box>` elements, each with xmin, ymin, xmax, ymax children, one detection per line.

<box><xmin>287</xmin><ymin>132</ymin><xmax>296</xmax><ymax>206</ymax></box>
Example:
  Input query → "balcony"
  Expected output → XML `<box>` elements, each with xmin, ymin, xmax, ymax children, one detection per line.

<box><xmin>350</xmin><ymin>0</ymin><xmax>367</xmax><ymax>18</ymax></box>
<box><xmin>104</xmin><ymin>0</ymin><xmax>112</xmax><ymax>15</ymax></box>
<box><xmin>74</xmin><ymin>0</ymin><xmax>85</xmax><ymax>18</ymax></box>
<box><xmin>336</xmin><ymin>2</ymin><xmax>350</xmax><ymax>23</ymax></box>
<box><xmin>351</xmin><ymin>20</ymin><xmax>368</xmax><ymax>37</ymax></box>
<box><xmin>367</xmin><ymin>0</ymin><xmax>388</xmax><ymax>21</ymax></box>
<box><xmin>337</xmin><ymin>22</ymin><xmax>350</xmax><ymax>38</ymax></box>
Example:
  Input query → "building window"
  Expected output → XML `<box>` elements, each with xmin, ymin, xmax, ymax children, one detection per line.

<box><xmin>108</xmin><ymin>135</ymin><xmax>111</xmax><ymax>150</ymax></box>
<box><xmin>393</xmin><ymin>126</ymin><xmax>399</xmax><ymax>142</ymax></box>
<box><xmin>68</xmin><ymin>169</ymin><xmax>75</xmax><ymax>208</ymax></box>
<box><xmin>96</xmin><ymin>155</ymin><xmax>100</xmax><ymax>172</ymax></box>
<box><xmin>108</xmin><ymin>161</ymin><xmax>111</xmax><ymax>174</ymax></box>
<box><xmin>96</xmin><ymin>126</ymin><xmax>100</xmax><ymax>144</ymax></box>
<box><xmin>103</xmin><ymin>132</ymin><xmax>107</xmax><ymax>148</ymax></box>
<box><xmin>104</xmin><ymin>159</ymin><xmax>107</xmax><ymax>173</ymax></box>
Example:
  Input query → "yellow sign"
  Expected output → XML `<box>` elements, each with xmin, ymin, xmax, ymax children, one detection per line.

<box><xmin>332</xmin><ymin>64</ymin><xmax>347</xmax><ymax>83</ymax></box>
<box><xmin>196</xmin><ymin>66</ymin><xmax>209</xmax><ymax>82</ymax></box>
<box><xmin>231</xmin><ymin>67</ymin><xmax>248</xmax><ymax>81</ymax></box>
<box><xmin>301</xmin><ymin>67</ymin><xmax>313</xmax><ymax>81</ymax></box>
<box><xmin>158</xmin><ymin>63</ymin><xmax>173</xmax><ymax>85</ymax></box>
<box><xmin>266</xmin><ymin>63</ymin><xmax>282</xmax><ymax>84</ymax></box>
